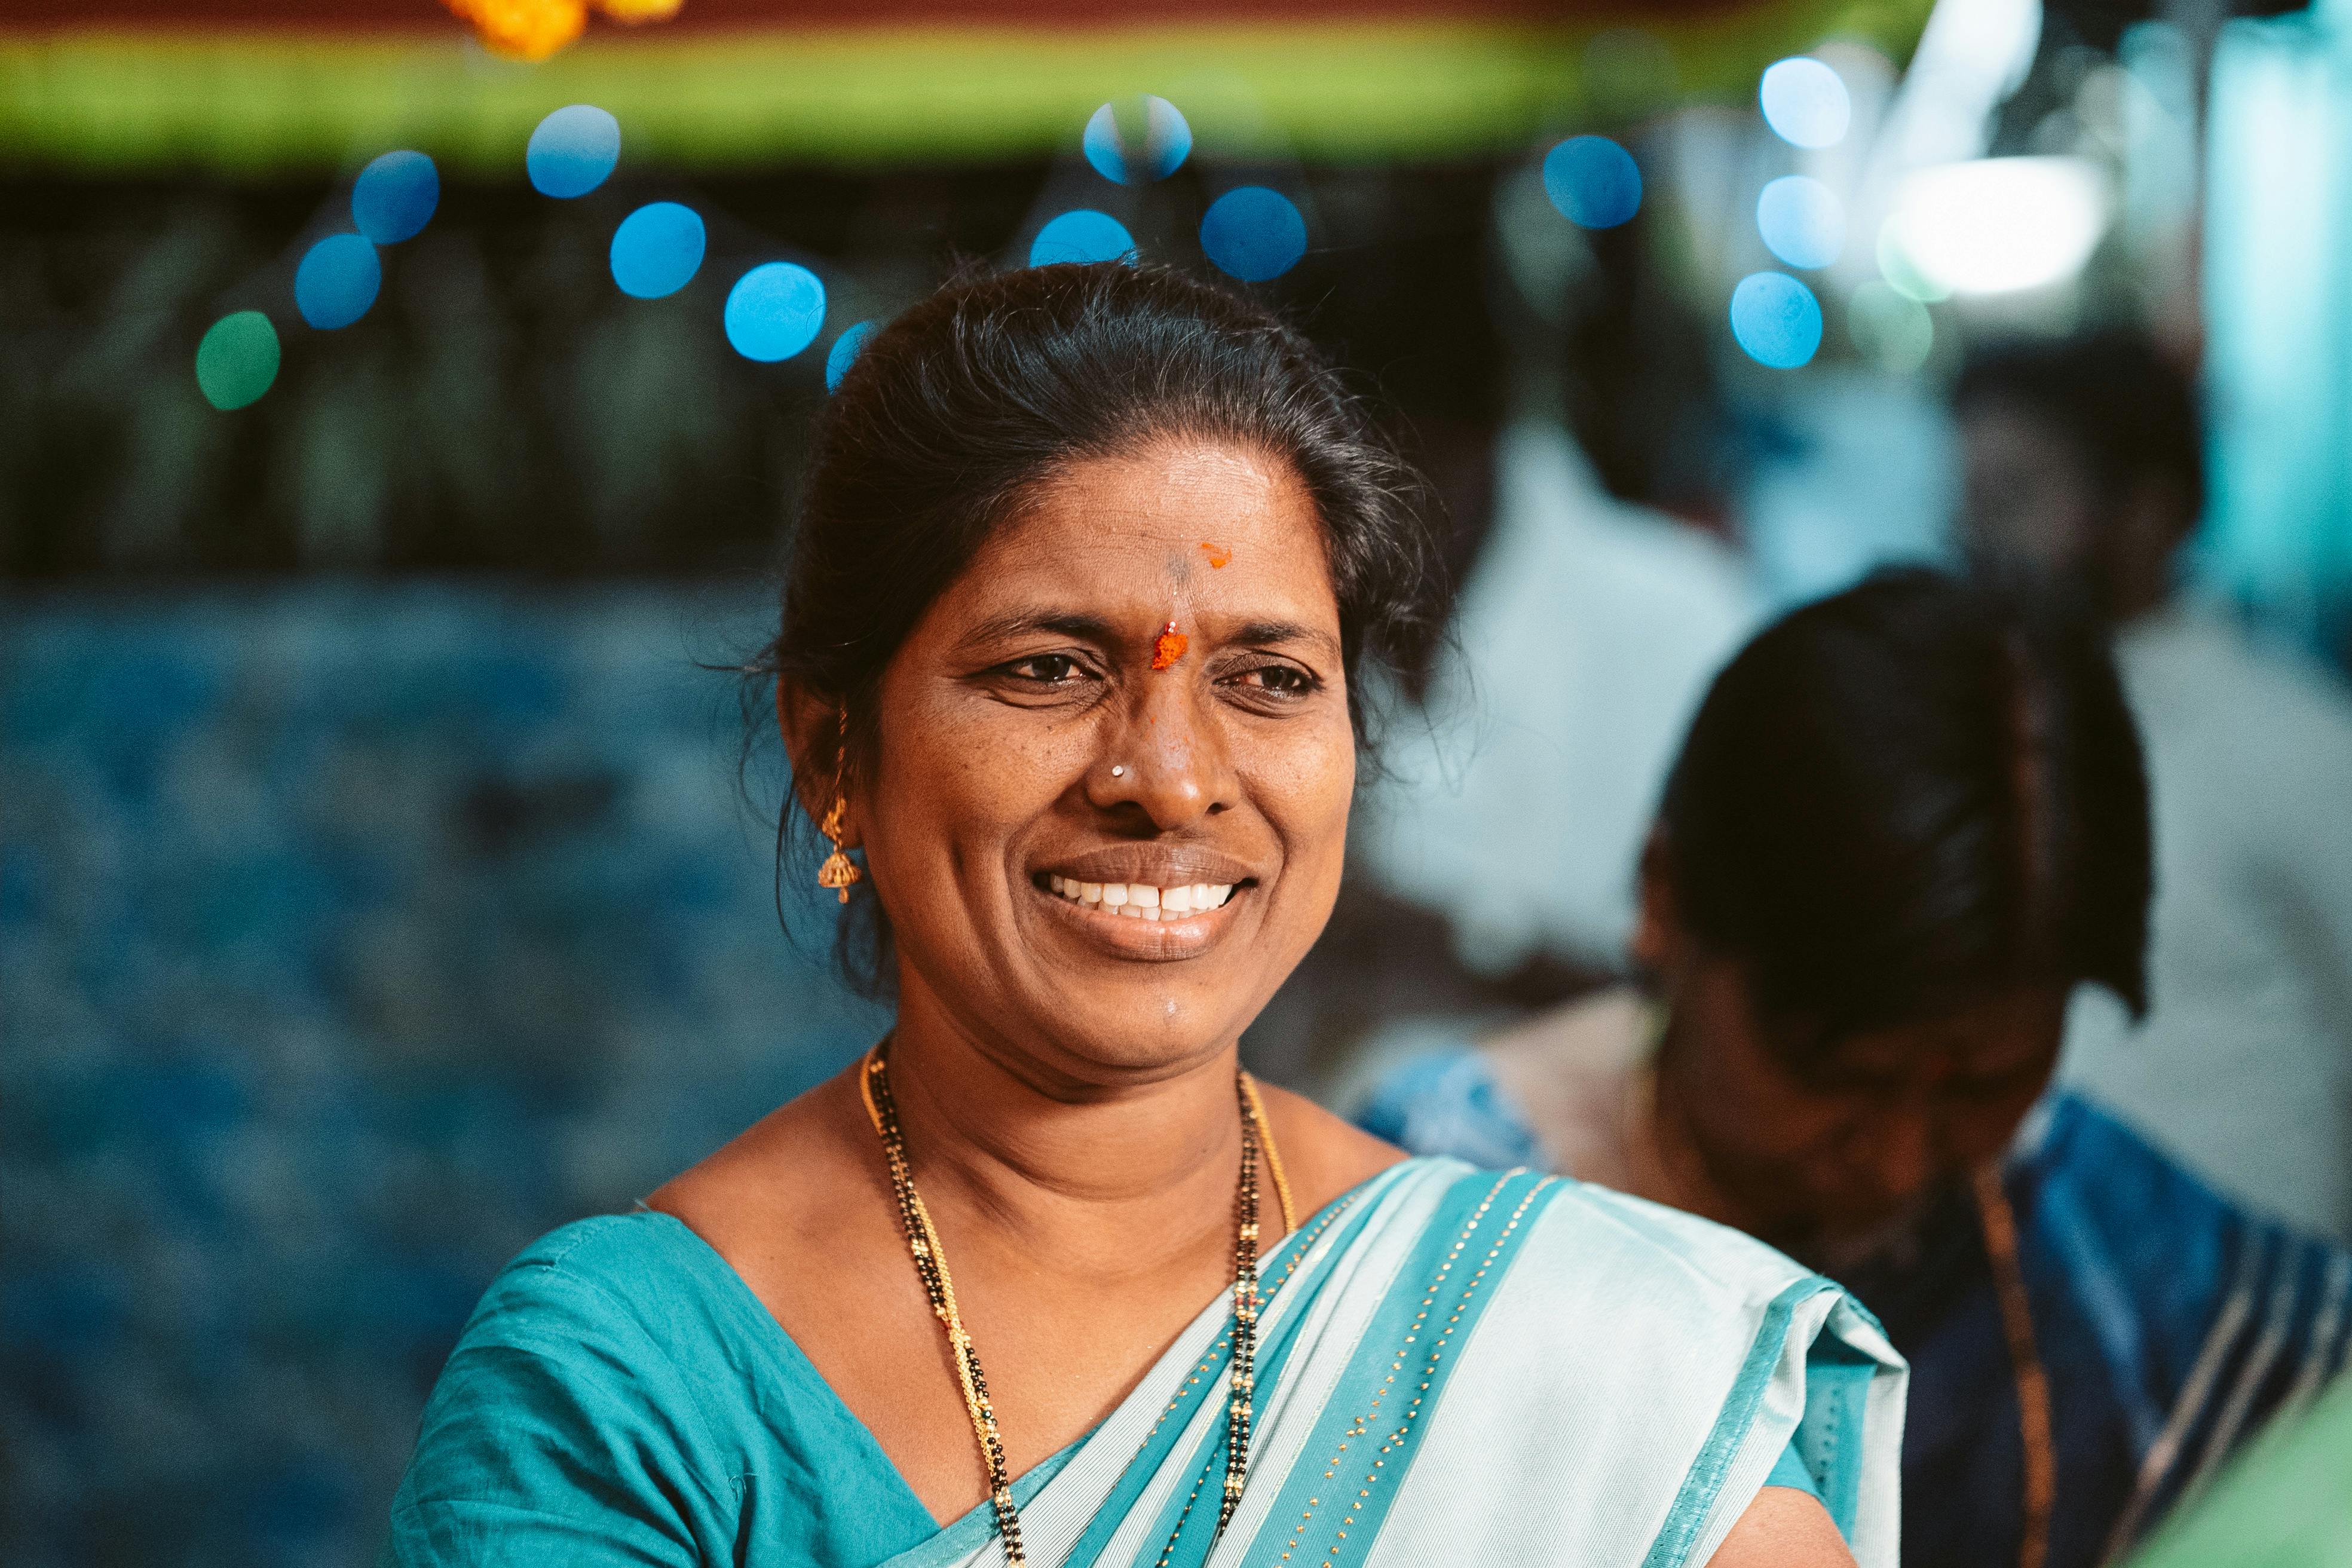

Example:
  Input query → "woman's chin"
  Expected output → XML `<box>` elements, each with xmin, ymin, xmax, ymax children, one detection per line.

<box><xmin>990</xmin><ymin>975</ymin><xmax>1265</xmax><ymax>1085</ymax></box>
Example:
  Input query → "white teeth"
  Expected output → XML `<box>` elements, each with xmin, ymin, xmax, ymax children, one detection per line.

<box><xmin>1042</xmin><ymin>877</ymin><xmax>1241</xmax><ymax>914</ymax></box>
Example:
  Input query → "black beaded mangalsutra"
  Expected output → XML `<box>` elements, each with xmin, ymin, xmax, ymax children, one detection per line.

<box><xmin>859</xmin><ymin>1045</ymin><xmax>1292</xmax><ymax>1564</ymax></box>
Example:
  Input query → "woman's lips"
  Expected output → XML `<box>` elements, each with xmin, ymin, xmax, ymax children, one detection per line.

<box><xmin>1025</xmin><ymin>872</ymin><xmax>1247</xmax><ymax>957</ymax></box>
<box><xmin>1040</xmin><ymin>874</ymin><xmax>1235</xmax><ymax>920</ymax></box>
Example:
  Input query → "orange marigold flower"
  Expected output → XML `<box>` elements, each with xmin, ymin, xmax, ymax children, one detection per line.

<box><xmin>443</xmin><ymin>0</ymin><xmax>586</xmax><ymax>61</ymax></box>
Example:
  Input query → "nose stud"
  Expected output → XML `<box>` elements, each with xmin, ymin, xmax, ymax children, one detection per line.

<box><xmin>1110</xmin><ymin>765</ymin><xmax>1126</xmax><ymax>777</ymax></box>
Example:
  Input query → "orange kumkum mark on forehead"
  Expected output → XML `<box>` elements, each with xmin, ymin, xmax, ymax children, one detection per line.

<box><xmin>1199</xmin><ymin>541</ymin><xmax>1232</xmax><ymax>568</ymax></box>
<box><xmin>1150</xmin><ymin>620</ymin><xmax>1189</xmax><ymax>670</ymax></box>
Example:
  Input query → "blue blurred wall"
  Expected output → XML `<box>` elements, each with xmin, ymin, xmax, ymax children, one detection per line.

<box><xmin>0</xmin><ymin>584</ymin><xmax>890</xmax><ymax>1568</ymax></box>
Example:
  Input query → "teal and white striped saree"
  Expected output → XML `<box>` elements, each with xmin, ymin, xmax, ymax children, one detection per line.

<box><xmin>385</xmin><ymin>1158</ymin><xmax>1906</xmax><ymax>1568</ymax></box>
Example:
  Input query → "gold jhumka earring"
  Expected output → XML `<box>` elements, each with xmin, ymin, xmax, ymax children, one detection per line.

<box><xmin>816</xmin><ymin>709</ymin><xmax>862</xmax><ymax>903</ymax></box>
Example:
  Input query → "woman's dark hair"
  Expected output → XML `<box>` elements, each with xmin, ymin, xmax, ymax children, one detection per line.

<box><xmin>754</xmin><ymin>261</ymin><xmax>1445</xmax><ymax>984</ymax></box>
<box><xmin>1655</xmin><ymin>567</ymin><xmax>2150</xmax><ymax>1069</ymax></box>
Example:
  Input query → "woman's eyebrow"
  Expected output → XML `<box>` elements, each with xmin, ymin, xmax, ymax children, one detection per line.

<box><xmin>954</xmin><ymin>610</ymin><xmax>1119</xmax><ymax>652</ymax></box>
<box><xmin>1226</xmin><ymin>618</ymin><xmax>1341</xmax><ymax>657</ymax></box>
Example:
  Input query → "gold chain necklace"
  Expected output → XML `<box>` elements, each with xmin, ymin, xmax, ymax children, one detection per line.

<box><xmin>858</xmin><ymin>1046</ymin><xmax>1297</xmax><ymax>1564</ymax></box>
<box><xmin>1972</xmin><ymin>1164</ymin><xmax>2055</xmax><ymax>1568</ymax></box>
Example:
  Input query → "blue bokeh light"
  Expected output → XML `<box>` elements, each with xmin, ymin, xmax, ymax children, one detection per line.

<box><xmin>610</xmin><ymin>203</ymin><xmax>705</xmax><ymax>299</ymax></box>
<box><xmin>1730</xmin><ymin>271</ymin><xmax>1824</xmax><ymax>368</ymax></box>
<box><xmin>527</xmin><ymin>105</ymin><xmax>622</xmax><ymax>198</ymax></box>
<box><xmin>1029</xmin><ymin>210</ymin><xmax>1137</xmax><ymax>267</ymax></box>
<box><xmin>1759</xmin><ymin>57</ymin><xmax>1851</xmax><ymax>149</ymax></box>
<box><xmin>352</xmin><ymin>151</ymin><xmax>438</xmax><ymax>244</ymax></box>
<box><xmin>826</xmin><ymin>321</ymin><xmax>877</xmax><ymax>391</ymax></box>
<box><xmin>724</xmin><ymin>262</ymin><xmax>826</xmax><ymax>363</ymax></box>
<box><xmin>1199</xmin><ymin>187</ymin><xmax>1307</xmax><ymax>282</ymax></box>
<box><xmin>1541</xmin><ymin>136</ymin><xmax>1643</xmax><ymax>229</ymax></box>
<box><xmin>1756</xmin><ymin>175</ymin><xmax>1843</xmax><ymax>270</ymax></box>
<box><xmin>293</xmin><ymin>234</ymin><xmax>382</xmax><ymax>329</ymax></box>
<box><xmin>1082</xmin><ymin>97</ymin><xmax>1193</xmax><ymax>185</ymax></box>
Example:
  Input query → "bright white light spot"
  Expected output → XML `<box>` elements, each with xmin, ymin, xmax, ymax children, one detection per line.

<box><xmin>1848</xmin><ymin>281</ymin><xmax>1934</xmax><ymax>373</ymax></box>
<box><xmin>1756</xmin><ymin>175</ymin><xmax>1843</xmax><ymax>268</ymax></box>
<box><xmin>1872</xmin><ymin>0</ymin><xmax>2042</xmax><ymax>170</ymax></box>
<box><xmin>1760</xmin><ymin>57</ymin><xmax>1851</xmax><ymax>148</ymax></box>
<box><xmin>1884</xmin><ymin>156</ymin><xmax>2111</xmax><ymax>295</ymax></box>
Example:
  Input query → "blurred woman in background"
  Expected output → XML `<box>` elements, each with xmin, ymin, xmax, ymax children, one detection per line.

<box><xmin>1362</xmin><ymin>569</ymin><xmax>2352</xmax><ymax>1568</ymax></box>
<box><xmin>380</xmin><ymin>264</ymin><xmax>1902</xmax><ymax>1567</ymax></box>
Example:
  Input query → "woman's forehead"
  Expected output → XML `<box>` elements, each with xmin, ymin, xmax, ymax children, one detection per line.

<box><xmin>950</xmin><ymin>441</ymin><xmax>1339</xmax><ymax>626</ymax></box>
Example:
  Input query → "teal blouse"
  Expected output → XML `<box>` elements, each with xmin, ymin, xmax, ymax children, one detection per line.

<box><xmin>381</xmin><ymin>1211</ymin><xmax>1086</xmax><ymax>1566</ymax></box>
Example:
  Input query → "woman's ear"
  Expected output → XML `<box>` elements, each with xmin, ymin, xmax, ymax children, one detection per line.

<box><xmin>1631</xmin><ymin>827</ymin><xmax>1683</xmax><ymax>976</ymax></box>
<box><xmin>777</xmin><ymin>678</ymin><xmax>855</xmax><ymax>844</ymax></box>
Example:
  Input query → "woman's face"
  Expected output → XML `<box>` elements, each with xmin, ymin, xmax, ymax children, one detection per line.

<box><xmin>1637</xmin><ymin>868</ymin><xmax>2066</xmax><ymax>1245</ymax></box>
<box><xmin>844</xmin><ymin>438</ymin><xmax>1356</xmax><ymax>1086</ymax></box>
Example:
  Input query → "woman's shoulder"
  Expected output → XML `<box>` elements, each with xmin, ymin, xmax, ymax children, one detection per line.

<box><xmin>1349</xmin><ymin>990</ymin><xmax>1647</xmax><ymax>1180</ymax></box>
<box><xmin>459</xmin><ymin>1209</ymin><xmax>749</xmax><ymax>1352</ymax></box>
<box><xmin>386</xmin><ymin>1213</ymin><xmax>752</xmax><ymax>1553</ymax></box>
<box><xmin>1542</xmin><ymin>1172</ymin><xmax>1836</xmax><ymax>1311</ymax></box>
<box><xmin>416</xmin><ymin>1208</ymin><xmax>786</xmax><ymax>1465</ymax></box>
<box><xmin>1254</xmin><ymin>1077</ymin><xmax>1412</xmax><ymax>1217</ymax></box>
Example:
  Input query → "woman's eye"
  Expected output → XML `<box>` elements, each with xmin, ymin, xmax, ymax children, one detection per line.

<box><xmin>1227</xmin><ymin>664</ymin><xmax>1316</xmax><ymax>695</ymax></box>
<box><xmin>1004</xmin><ymin>654</ymin><xmax>1089</xmax><ymax>684</ymax></box>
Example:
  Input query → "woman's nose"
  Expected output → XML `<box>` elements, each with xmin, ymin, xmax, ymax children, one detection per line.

<box><xmin>1085</xmin><ymin>682</ymin><xmax>1235</xmax><ymax>829</ymax></box>
<box><xmin>1858</xmin><ymin>1111</ymin><xmax>1939</xmax><ymax>1210</ymax></box>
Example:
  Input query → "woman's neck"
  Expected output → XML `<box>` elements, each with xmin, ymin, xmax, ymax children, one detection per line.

<box><xmin>1627</xmin><ymin>1028</ymin><xmax>1768</xmax><ymax>1240</ymax></box>
<box><xmin>880</xmin><ymin>990</ymin><xmax>1254</xmax><ymax>1273</ymax></box>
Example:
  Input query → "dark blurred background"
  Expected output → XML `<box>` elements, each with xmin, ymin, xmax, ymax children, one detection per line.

<box><xmin>6</xmin><ymin>0</ymin><xmax>2351</xmax><ymax>1561</ymax></box>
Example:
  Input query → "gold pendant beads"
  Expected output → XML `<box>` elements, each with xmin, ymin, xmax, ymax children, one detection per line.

<box><xmin>859</xmin><ymin>1047</ymin><xmax>1288</xmax><ymax>1564</ymax></box>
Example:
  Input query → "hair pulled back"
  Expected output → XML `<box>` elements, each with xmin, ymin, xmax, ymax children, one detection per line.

<box><xmin>767</xmin><ymin>262</ymin><xmax>1442</xmax><ymax>754</ymax></box>
<box><xmin>1656</xmin><ymin>568</ymin><xmax>2151</xmax><ymax>1068</ymax></box>
<box><xmin>754</xmin><ymin>262</ymin><xmax>1445</xmax><ymax>984</ymax></box>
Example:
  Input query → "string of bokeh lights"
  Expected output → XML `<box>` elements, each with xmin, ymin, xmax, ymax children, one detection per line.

<box><xmin>194</xmin><ymin>94</ymin><xmax>1319</xmax><ymax>412</ymax></box>
<box><xmin>196</xmin><ymin>60</ymin><xmax>1899</xmax><ymax>413</ymax></box>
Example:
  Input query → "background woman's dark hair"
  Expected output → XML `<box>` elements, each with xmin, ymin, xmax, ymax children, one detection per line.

<box><xmin>1655</xmin><ymin>566</ymin><xmax>2151</xmax><ymax>1069</ymax></box>
<box><xmin>754</xmin><ymin>261</ymin><xmax>1446</xmax><ymax>988</ymax></box>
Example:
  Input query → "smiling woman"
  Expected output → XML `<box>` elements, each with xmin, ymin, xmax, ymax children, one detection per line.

<box><xmin>379</xmin><ymin>264</ymin><xmax>1906</xmax><ymax>1568</ymax></box>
